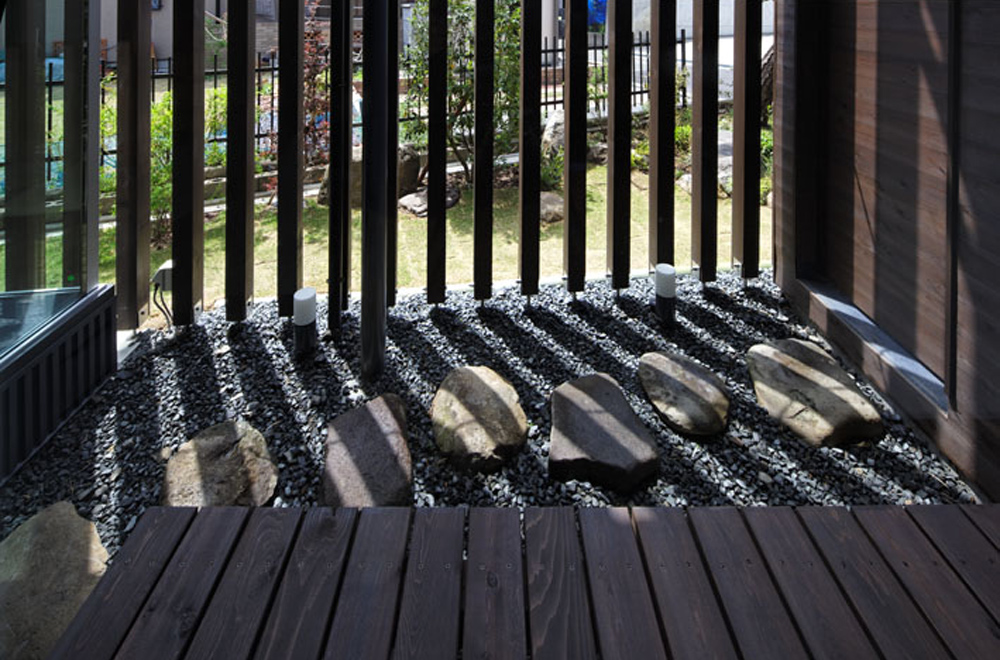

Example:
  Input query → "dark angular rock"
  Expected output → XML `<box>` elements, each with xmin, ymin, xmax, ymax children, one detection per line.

<box><xmin>639</xmin><ymin>351</ymin><xmax>730</xmax><ymax>436</ymax></box>
<box><xmin>324</xmin><ymin>394</ymin><xmax>413</xmax><ymax>507</ymax></box>
<box><xmin>549</xmin><ymin>373</ymin><xmax>660</xmax><ymax>491</ymax></box>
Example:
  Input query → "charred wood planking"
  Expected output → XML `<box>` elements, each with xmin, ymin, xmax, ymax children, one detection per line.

<box><xmin>115</xmin><ymin>0</ymin><xmax>152</xmax><ymax>329</ymax></box>
<box><xmin>427</xmin><ymin>0</ymin><xmax>448</xmax><ymax>303</ymax></box>
<box><xmin>277</xmin><ymin>0</ymin><xmax>305</xmax><ymax>316</ymax></box>
<box><xmin>606</xmin><ymin>0</ymin><xmax>632</xmax><ymax>289</ymax></box>
<box><xmin>564</xmin><ymin>0</ymin><xmax>588</xmax><ymax>293</ymax></box>
<box><xmin>733</xmin><ymin>0</ymin><xmax>762</xmax><ymax>279</ymax></box>
<box><xmin>172</xmin><ymin>0</ymin><xmax>206</xmax><ymax>326</ymax></box>
<box><xmin>649</xmin><ymin>0</ymin><xmax>677</xmax><ymax>269</ymax></box>
<box><xmin>474</xmin><ymin>0</ymin><xmax>495</xmax><ymax>301</ymax></box>
<box><xmin>329</xmin><ymin>0</ymin><xmax>353</xmax><ymax>334</ymax></box>
<box><xmin>692</xmin><ymin>0</ymin><xmax>719</xmax><ymax>282</ymax></box>
<box><xmin>519</xmin><ymin>0</ymin><xmax>542</xmax><ymax>297</ymax></box>
<box><xmin>225</xmin><ymin>2</ymin><xmax>256</xmax><ymax>322</ymax></box>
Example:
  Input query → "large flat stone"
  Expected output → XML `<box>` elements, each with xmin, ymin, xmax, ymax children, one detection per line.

<box><xmin>549</xmin><ymin>373</ymin><xmax>660</xmax><ymax>491</ymax></box>
<box><xmin>746</xmin><ymin>338</ymin><xmax>884</xmax><ymax>447</ymax></box>
<box><xmin>639</xmin><ymin>351</ymin><xmax>730</xmax><ymax>436</ymax></box>
<box><xmin>431</xmin><ymin>366</ymin><xmax>528</xmax><ymax>472</ymax></box>
<box><xmin>162</xmin><ymin>420</ymin><xmax>278</xmax><ymax>506</ymax></box>
<box><xmin>324</xmin><ymin>394</ymin><xmax>413</xmax><ymax>507</ymax></box>
<box><xmin>0</xmin><ymin>502</ymin><xmax>108</xmax><ymax>660</ymax></box>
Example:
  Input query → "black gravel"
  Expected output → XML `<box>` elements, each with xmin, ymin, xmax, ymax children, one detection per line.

<box><xmin>0</xmin><ymin>270</ymin><xmax>980</xmax><ymax>555</ymax></box>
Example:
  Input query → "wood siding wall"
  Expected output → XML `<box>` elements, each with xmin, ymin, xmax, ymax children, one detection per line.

<box><xmin>776</xmin><ymin>0</ymin><xmax>1000</xmax><ymax>498</ymax></box>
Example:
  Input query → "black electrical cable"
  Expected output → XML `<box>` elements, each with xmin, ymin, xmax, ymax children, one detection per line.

<box><xmin>153</xmin><ymin>283</ymin><xmax>173</xmax><ymax>326</ymax></box>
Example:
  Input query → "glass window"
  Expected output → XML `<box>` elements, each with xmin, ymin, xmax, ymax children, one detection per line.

<box><xmin>0</xmin><ymin>0</ymin><xmax>92</xmax><ymax>358</ymax></box>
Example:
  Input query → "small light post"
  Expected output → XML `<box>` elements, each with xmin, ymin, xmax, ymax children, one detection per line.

<box><xmin>655</xmin><ymin>264</ymin><xmax>677</xmax><ymax>329</ymax></box>
<box><xmin>293</xmin><ymin>287</ymin><xmax>318</xmax><ymax>358</ymax></box>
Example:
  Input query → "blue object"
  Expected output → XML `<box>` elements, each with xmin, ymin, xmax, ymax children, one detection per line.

<box><xmin>589</xmin><ymin>0</ymin><xmax>607</xmax><ymax>28</ymax></box>
<box><xmin>0</xmin><ymin>57</ymin><xmax>65</xmax><ymax>84</ymax></box>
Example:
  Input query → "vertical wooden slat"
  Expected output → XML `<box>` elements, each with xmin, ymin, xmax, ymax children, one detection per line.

<box><xmin>733</xmin><ymin>0</ymin><xmax>762</xmax><ymax>279</ymax></box>
<box><xmin>607</xmin><ymin>0</ymin><xmax>632</xmax><ymax>289</ymax></box>
<box><xmin>329</xmin><ymin>0</ymin><xmax>353</xmax><ymax>334</ymax></box>
<box><xmin>426</xmin><ymin>0</ymin><xmax>448</xmax><ymax>303</ymax></box>
<box><xmin>692</xmin><ymin>0</ymin><xmax>719</xmax><ymax>282</ymax></box>
<box><xmin>62</xmin><ymin>0</ymin><xmax>86</xmax><ymax>290</ymax></box>
<box><xmin>944</xmin><ymin>0</ymin><xmax>961</xmax><ymax>407</ymax></box>
<box><xmin>649</xmin><ymin>0</ymin><xmax>677</xmax><ymax>268</ymax></box>
<box><xmin>115</xmin><ymin>0</ymin><xmax>151</xmax><ymax>329</ymax></box>
<box><xmin>172</xmin><ymin>0</ymin><xmax>206</xmax><ymax>326</ymax></box>
<box><xmin>226</xmin><ymin>1</ymin><xmax>256</xmax><ymax>322</ymax></box>
<box><xmin>519</xmin><ymin>0</ymin><xmax>541</xmax><ymax>297</ymax></box>
<box><xmin>278</xmin><ymin>0</ymin><xmax>305</xmax><ymax>316</ymax></box>
<box><xmin>4</xmin><ymin>0</ymin><xmax>47</xmax><ymax>291</ymax></box>
<box><xmin>362</xmin><ymin>0</ymin><xmax>390</xmax><ymax>380</ymax></box>
<box><xmin>563</xmin><ymin>0</ymin><xmax>588</xmax><ymax>292</ymax></box>
<box><xmin>474</xmin><ymin>0</ymin><xmax>494</xmax><ymax>301</ymax></box>
<box><xmin>386</xmin><ymin>0</ymin><xmax>400</xmax><ymax>307</ymax></box>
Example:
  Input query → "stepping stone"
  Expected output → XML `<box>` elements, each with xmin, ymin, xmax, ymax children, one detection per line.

<box><xmin>549</xmin><ymin>373</ymin><xmax>660</xmax><ymax>491</ymax></box>
<box><xmin>162</xmin><ymin>420</ymin><xmax>278</xmax><ymax>506</ymax></box>
<box><xmin>0</xmin><ymin>502</ymin><xmax>108</xmax><ymax>660</ymax></box>
<box><xmin>431</xmin><ymin>366</ymin><xmax>528</xmax><ymax>472</ymax></box>
<box><xmin>746</xmin><ymin>338</ymin><xmax>884</xmax><ymax>447</ymax></box>
<box><xmin>324</xmin><ymin>393</ymin><xmax>413</xmax><ymax>507</ymax></box>
<box><xmin>639</xmin><ymin>351</ymin><xmax>730</xmax><ymax>436</ymax></box>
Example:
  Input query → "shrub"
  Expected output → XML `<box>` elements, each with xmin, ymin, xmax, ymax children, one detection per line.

<box><xmin>540</xmin><ymin>147</ymin><xmax>564</xmax><ymax>191</ymax></box>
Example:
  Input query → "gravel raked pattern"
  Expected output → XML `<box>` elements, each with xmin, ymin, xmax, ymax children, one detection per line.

<box><xmin>0</xmin><ymin>270</ymin><xmax>981</xmax><ymax>555</ymax></box>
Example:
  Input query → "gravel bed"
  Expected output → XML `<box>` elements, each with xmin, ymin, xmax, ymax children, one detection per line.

<box><xmin>0</xmin><ymin>270</ymin><xmax>981</xmax><ymax>554</ymax></box>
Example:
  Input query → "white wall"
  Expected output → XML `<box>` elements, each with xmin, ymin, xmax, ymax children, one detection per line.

<box><xmin>634</xmin><ymin>0</ymin><xmax>775</xmax><ymax>38</ymax></box>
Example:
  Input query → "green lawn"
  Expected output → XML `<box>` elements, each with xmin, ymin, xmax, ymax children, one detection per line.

<box><xmin>3</xmin><ymin>164</ymin><xmax>772</xmax><ymax>322</ymax></box>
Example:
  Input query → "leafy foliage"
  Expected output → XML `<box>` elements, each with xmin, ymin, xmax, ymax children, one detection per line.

<box><xmin>400</xmin><ymin>0</ymin><xmax>522</xmax><ymax>185</ymax></box>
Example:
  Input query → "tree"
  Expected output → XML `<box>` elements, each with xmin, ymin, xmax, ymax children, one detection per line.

<box><xmin>400</xmin><ymin>0</ymin><xmax>522</xmax><ymax>186</ymax></box>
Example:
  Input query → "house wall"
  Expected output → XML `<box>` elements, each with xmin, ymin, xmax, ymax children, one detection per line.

<box><xmin>775</xmin><ymin>0</ymin><xmax>1000</xmax><ymax>499</ymax></box>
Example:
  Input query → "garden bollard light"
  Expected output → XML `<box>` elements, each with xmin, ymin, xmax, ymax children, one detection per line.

<box><xmin>655</xmin><ymin>264</ymin><xmax>676</xmax><ymax>329</ymax></box>
<box><xmin>294</xmin><ymin>287</ymin><xmax>318</xmax><ymax>358</ymax></box>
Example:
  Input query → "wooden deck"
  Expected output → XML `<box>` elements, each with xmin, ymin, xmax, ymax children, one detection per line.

<box><xmin>52</xmin><ymin>505</ymin><xmax>1000</xmax><ymax>659</ymax></box>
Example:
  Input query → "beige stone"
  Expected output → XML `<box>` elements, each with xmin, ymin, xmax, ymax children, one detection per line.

<box><xmin>0</xmin><ymin>502</ymin><xmax>108</xmax><ymax>660</ymax></box>
<box><xmin>162</xmin><ymin>420</ymin><xmax>278</xmax><ymax>506</ymax></box>
<box><xmin>747</xmin><ymin>339</ymin><xmax>884</xmax><ymax>447</ymax></box>
<box><xmin>431</xmin><ymin>366</ymin><xmax>528</xmax><ymax>471</ymax></box>
<box><xmin>639</xmin><ymin>351</ymin><xmax>730</xmax><ymax>436</ymax></box>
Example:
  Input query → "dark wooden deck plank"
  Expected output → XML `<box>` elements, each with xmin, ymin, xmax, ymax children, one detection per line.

<box><xmin>254</xmin><ymin>508</ymin><xmax>358</xmax><ymax>660</ymax></box>
<box><xmin>909</xmin><ymin>505</ymin><xmax>1000</xmax><ymax>622</ymax></box>
<box><xmin>50</xmin><ymin>508</ymin><xmax>196</xmax><ymax>660</ymax></box>
<box><xmin>463</xmin><ymin>508</ymin><xmax>527</xmax><ymax>660</ymax></box>
<box><xmin>743</xmin><ymin>507</ymin><xmax>880</xmax><ymax>660</ymax></box>
<box><xmin>115</xmin><ymin>507</ymin><xmax>249</xmax><ymax>660</ymax></box>
<box><xmin>524</xmin><ymin>508</ymin><xmax>598</xmax><ymax>660</ymax></box>
<box><xmin>962</xmin><ymin>504</ymin><xmax>1000</xmax><ymax>550</ymax></box>
<box><xmin>185</xmin><ymin>509</ymin><xmax>302</xmax><ymax>659</ymax></box>
<box><xmin>689</xmin><ymin>507</ymin><xmax>808</xmax><ymax>659</ymax></box>
<box><xmin>854</xmin><ymin>506</ymin><xmax>1000</xmax><ymax>659</ymax></box>
<box><xmin>797</xmin><ymin>506</ymin><xmax>951</xmax><ymax>660</ymax></box>
<box><xmin>632</xmin><ymin>507</ymin><xmax>738</xmax><ymax>660</ymax></box>
<box><xmin>324</xmin><ymin>508</ymin><xmax>411</xmax><ymax>660</ymax></box>
<box><xmin>579</xmin><ymin>507</ymin><xmax>667</xmax><ymax>660</ymax></box>
<box><xmin>391</xmin><ymin>508</ymin><xmax>466</xmax><ymax>660</ymax></box>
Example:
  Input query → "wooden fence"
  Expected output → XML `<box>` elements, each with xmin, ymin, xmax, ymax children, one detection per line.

<box><xmin>108</xmin><ymin>0</ymin><xmax>766</xmax><ymax>379</ymax></box>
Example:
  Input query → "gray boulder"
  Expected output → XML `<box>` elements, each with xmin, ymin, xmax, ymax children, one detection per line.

<box><xmin>540</xmin><ymin>191</ymin><xmax>565</xmax><ymax>224</ymax></box>
<box><xmin>549</xmin><ymin>373</ymin><xmax>660</xmax><ymax>491</ymax></box>
<box><xmin>639</xmin><ymin>351</ymin><xmax>730</xmax><ymax>436</ymax></box>
<box><xmin>161</xmin><ymin>420</ymin><xmax>278</xmax><ymax>506</ymax></box>
<box><xmin>318</xmin><ymin>145</ymin><xmax>364</xmax><ymax>208</ymax></box>
<box><xmin>746</xmin><ymin>338</ymin><xmax>884</xmax><ymax>447</ymax></box>
<box><xmin>0</xmin><ymin>502</ymin><xmax>108</xmax><ymax>660</ymax></box>
<box><xmin>541</xmin><ymin>107</ymin><xmax>565</xmax><ymax>157</ymax></box>
<box><xmin>431</xmin><ymin>366</ymin><xmax>528</xmax><ymax>471</ymax></box>
<box><xmin>398</xmin><ymin>186</ymin><xmax>461</xmax><ymax>217</ymax></box>
<box><xmin>397</xmin><ymin>143</ymin><xmax>423</xmax><ymax>196</ymax></box>
<box><xmin>324</xmin><ymin>393</ymin><xmax>413</xmax><ymax>507</ymax></box>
